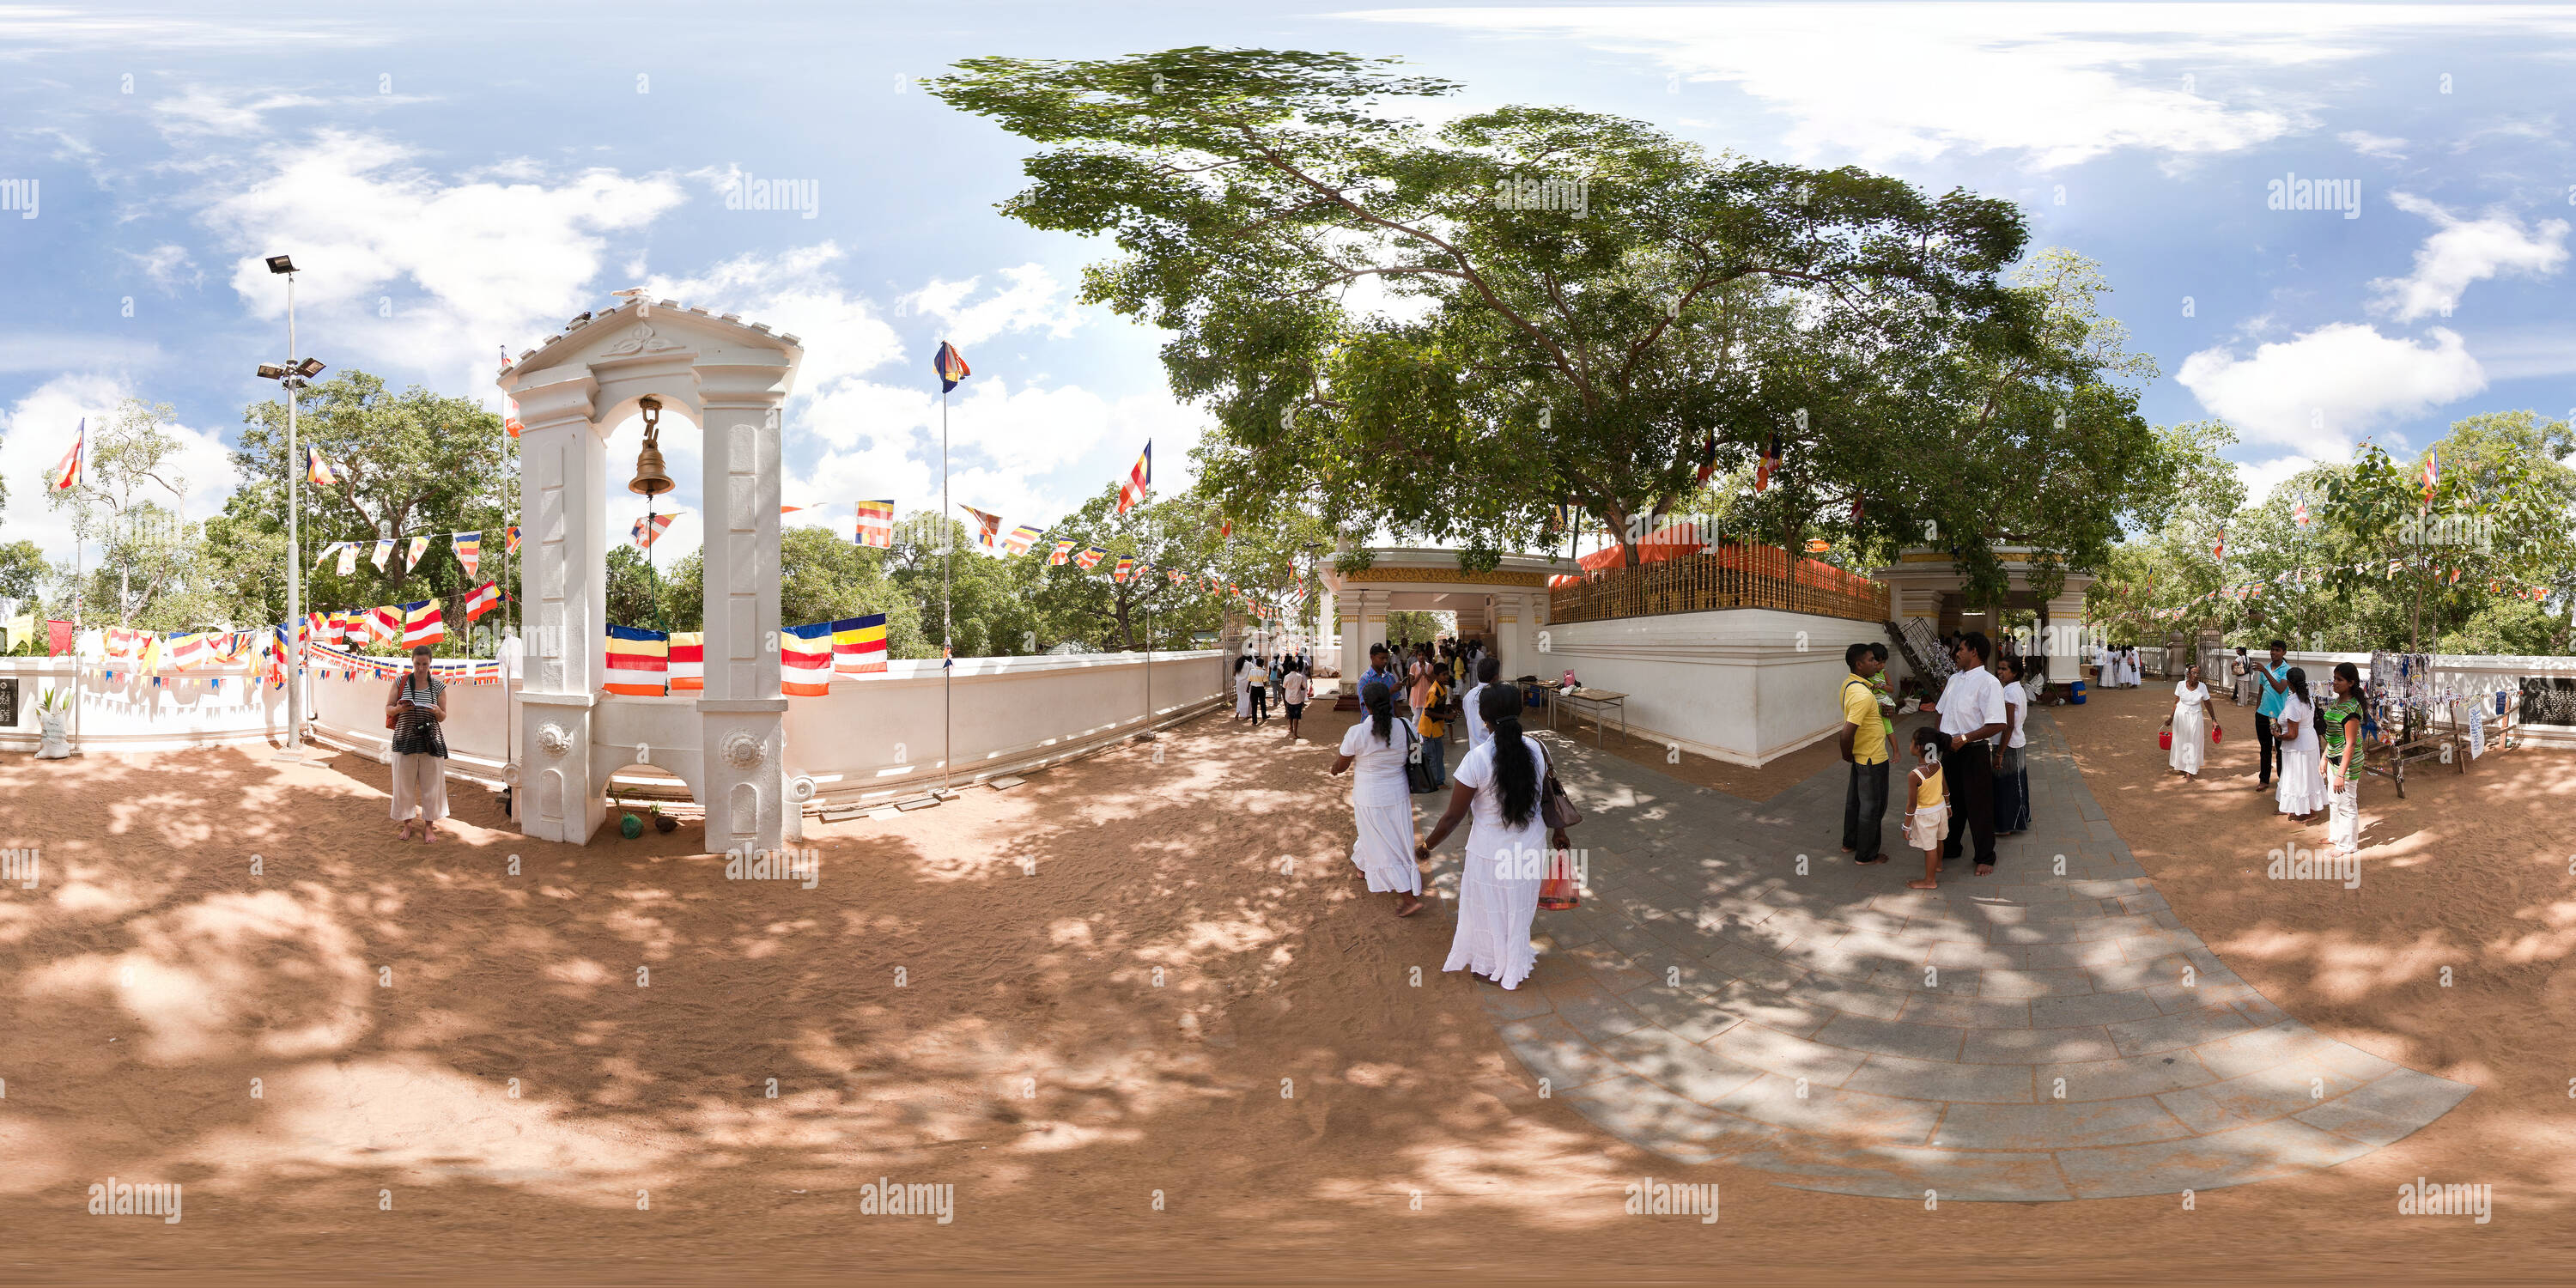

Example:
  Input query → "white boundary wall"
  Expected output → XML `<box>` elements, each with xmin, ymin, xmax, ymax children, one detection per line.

<box><xmin>0</xmin><ymin>658</ymin><xmax>286</xmax><ymax>753</ymax></box>
<box><xmin>1538</xmin><ymin>609</ymin><xmax>1891</xmax><ymax>767</ymax></box>
<box><xmin>304</xmin><ymin>649</ymin><xmax>1232</xmax><ymax>813</ymax></box>
<box><xmin>5</xmin><ymin>649</ymin><xmax>1231</xmax><ymax>820</ymax></box>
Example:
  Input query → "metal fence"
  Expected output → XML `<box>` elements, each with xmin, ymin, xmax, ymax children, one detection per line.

<box><xmin>1548</xmin><ymin>547</ymin><xmax>1891</xmax><ymax>626</ymax></box>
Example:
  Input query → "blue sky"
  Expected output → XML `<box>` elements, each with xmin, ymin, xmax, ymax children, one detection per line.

<box><xmin>4</xmin><ymin>2</ymin><xmax>2573</xmax><ymax>571</ymax></box>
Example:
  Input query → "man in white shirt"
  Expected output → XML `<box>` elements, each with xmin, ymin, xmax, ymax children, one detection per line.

<box><xmin>1935</xmin><ymin>631</ymin><xmax>2011</xmax><ymax>874</ymax></box>
<box><xmin>1463</xmin><ymin>655</ymin><xmax>1503</xmax><ymax>753</ymax></box>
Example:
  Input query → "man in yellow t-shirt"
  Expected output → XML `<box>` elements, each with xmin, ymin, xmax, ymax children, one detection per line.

<box><xmin>1416</xmin><ymin>676</ymin><xmax>1449</xmax><ymax>789</ymax></box>
<box><xmin>1841</xmin><ymin>643</ymin><xmax>1893</xmax><ymax>865</ymax></box>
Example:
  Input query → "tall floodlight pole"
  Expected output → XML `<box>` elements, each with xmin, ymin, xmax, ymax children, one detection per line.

<box><xmin>256</xmin><ymin>254</ymin><xmax>324</xmax><ymax>758</ymax></box>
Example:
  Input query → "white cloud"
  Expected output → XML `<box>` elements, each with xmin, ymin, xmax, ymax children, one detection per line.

<box><xmin>154</xmin><ymin>87</ymin><xmax>327</xmax><ymax>139</ymax></box>
<box><xmin>2177</xmin><ymin>323</ymin><xmax>2486</xmax><ymax>455</ymax></box>
<box><xmin>2368</xmin><ymin>192</ymin><xmax>2570</xmax><ymax>322</ymax></box>
<box><xmin>199</xmin><ymin>130</ymin><xmax>687</xmax><ymax>396</ymax></box>
<box><xmin>1346</xmin><ymin>4</ymin><xmax>2576</xmax><ymax>167</ymax></box>
<box><xmin>899</xmin><ymin>264</ymin><xmax>1086</xmax><ymax>347</ymax></box>
<box><xmin>2233</xmin><ymin>454</ymin><xmax>2322</xmax><ymax>507</ymax></box>
<box><xmin>1</xmin><ymin>374</ymin><xmax>240</xmax><ymax>568</ymax></box>
<box><xmin>2336</xmin><ymin>130</ymin><xmax>2408</xmax><ymax>160</ymax></box>
<box><xmin>622</xmin><ymin>246</ymin><xmax>1197</xmax><ymax>550</ymax></box>
<box><xmin>125</xmin><ymin>243</ymin><xmax>201</xmax><ymax>291</ymax></box>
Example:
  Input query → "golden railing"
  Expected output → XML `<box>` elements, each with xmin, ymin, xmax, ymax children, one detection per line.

<box><xmin>1547</xmin><ymin>546</ymin><xmax>1891</xmax><ymax>626</ymax></box>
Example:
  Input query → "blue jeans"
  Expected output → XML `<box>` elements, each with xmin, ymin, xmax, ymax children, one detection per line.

<box><xmin>1419</xmin><ymin>730</ymin><xmax>1447</xmax><ymax>788</ymax></box>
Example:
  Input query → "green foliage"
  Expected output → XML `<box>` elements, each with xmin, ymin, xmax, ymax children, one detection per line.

<box><xmin>2090</xmin><ymin>410</ymin><xmax>2576</xmax><ymax>654</ymax></box>
<box><xmin>208</xmin><ymin>370</ymin><xmax>513</xmax><ymax>635</ymax></box>
<box><xmin>933</xmin><ymin>50</ymin><xmax>2173</xmax><ymax>593</ymax></box>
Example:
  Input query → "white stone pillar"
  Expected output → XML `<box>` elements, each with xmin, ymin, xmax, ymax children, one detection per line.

<box><xmin>696</xmin><ymin>371</ymin><xmax>792</xmax><ymax>856</ymax></box>
<box><xmin>1494</xmin><ymin>590</ymin><xmax>1536</xmax><ymax>680</ymax></box>
<box><xmin>513</xmin><ymin>368</ymin><xmax>607</xmax><ymax>844</ymax></box>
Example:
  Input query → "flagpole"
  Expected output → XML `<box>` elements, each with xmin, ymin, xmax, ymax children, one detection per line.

<box><xmin>940</xmin><ymin>371</ymin><xmax>953</xmax><ymax>798</ymax></box>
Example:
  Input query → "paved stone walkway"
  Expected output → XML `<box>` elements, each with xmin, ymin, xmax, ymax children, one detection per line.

<box><xmin>1453</xmin><ymin>709</ymin><xmax>2472</xmax><ymax>1200</ymax></box>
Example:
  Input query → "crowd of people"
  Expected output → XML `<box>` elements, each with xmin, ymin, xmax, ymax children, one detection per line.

<box><xmin>1840</xmin><ymin>632</ymin><xmax>2031</xmax><ymax>890</ymax></box>
<box><xmin>2189</xmin><ymin>641</ymin><xmax>2366</xmax><ymax>857</ymax></box>
<box><xmin>1233</xmin><ymin>650</ymin><xmax>1316</xmax><ymax>739</ymax></box>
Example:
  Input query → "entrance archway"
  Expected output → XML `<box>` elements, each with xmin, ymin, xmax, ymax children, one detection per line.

<box><xmin>499</xmin><ymin>300</ymin><xmax>804</xmax><ymax>847</ymax></box>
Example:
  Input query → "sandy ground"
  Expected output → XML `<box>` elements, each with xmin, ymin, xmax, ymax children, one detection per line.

<box><xmin>2</xmin><ymin>683</ymin><xmax>2573</xmax><ymax>1285</ymax></box>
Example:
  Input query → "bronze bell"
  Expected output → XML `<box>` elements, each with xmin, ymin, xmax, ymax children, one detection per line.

<box><xmin>629</xmin><ymin>395</ymin><xmax>675</xmax><ymax>497</ymax></box>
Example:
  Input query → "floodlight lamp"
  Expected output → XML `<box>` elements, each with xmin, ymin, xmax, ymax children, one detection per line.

<box><xmin>294</xmin><ymin>357</ymin><xmax>326</xmax><ymax>378</ymax></box>
<box><xmin>257</xmin><ymin>363</ymin><xmax>288</xmax><ymax>380</ymax></box>
<box><xmin>265</xmin><ymin>254</ymin><xmax>296</xmax><ymax>274</ymax></box>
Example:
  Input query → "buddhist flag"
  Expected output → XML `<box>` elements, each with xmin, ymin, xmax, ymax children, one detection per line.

<box><xmin>1168</xmin><ymin>568</ymin><xmax>1183</xmax><ymax>586</ymax></box>
<box><xmin>1003</xmin><ymin>524</ymin><xmax>1044</xmax><ymax>556</ymax></box>
<box><xmin>855</xmin><ymin>499</ymin><xmax>895</xmax><ymax>548</ymax></box>
<box><xmin>400</xmin><ymin>598</ymin><xmax>446</xmax><ymax>648</ymax></box>
<box><xmin>506</xmin><ymin>525</ymin><xmax>522</xmax><ymax>555</ymax></box>
<box><xmin>1694</xmin><ymin>429</ymin><xmax>1719</xmax><ymax>485</ymax></box>
<box><xmin>306</xmin><ymin>446</ymin><xmax>338</xmax><ymax>488</ymax></box>
<box><xmin>1114</xmin><ymin>556</ymin><xmax>1134</xmax><ymax>583</ymax></box>
<box><xmin>2420</xmin><ymin>448</ymin><xmax>2439</xmax><ymax>508</ymax></box>
<box><xmin>1118</xmin><ymin>440</ymin><xmax>1151</xmax><ymax>514</ymax></box>
<box><xmin>336</xmin><ymin>542</ymin><xmax>358</xmax><ymax>576</ymax></box>
<box><xmin>503</xmin><ymin>396</ymin><xmax>523</xmax><ymax>439</ymax></box>
<box><xmin>2212</xmin><ymin>528</ymin><xmax>2226</xmax><ymax>561</ymax></box>
<box><xmin>169</xmin><ymin>632</ymin><xmax>208</xmax><ymax>671</ymax></box>
<box><xmin>933</xmin><ymin>340</ymin><xmax>970</xmax><ymax>392</ymax></box>
<box><xmin>405</xmin><ymin>535</ymin><xmax>429</xmax><ymax>570</ymax></box>
<box><xmin>453</xmin><ymin>532</ymin><xmax>482</xmax><ymax>580</ymax></box>
<box><xmin>267</xmin><ymin>625</ymin><xmax>287</xmax><ymax>690</ymax></box>
<box><xmin>832</xmin><ymin>613</ymin><xmax>889</xmax><ymax>675</ymax></box>
<box><xmin>371</xmin><ymin>538</ymin><xmax>394</xmax><ymax>571</ymax></box>
<box><xmin>1754</xmin><ymin>433</ymin><xmax>1783</xmax><ymax>492</ymax></box>
<box><xmin>316</xmin><ymin>540</ymin><xmax>346</xmax><ymax>566</ymax></box>
<box><xmin>781</xmin><ymin>504</ymin><xmax>805</xmax><ymax>515</ymax></box>
<box><xmin>1049</xmin><ymin>538</ymin><xmax>1075</xmax><ymax>565</ymax></box>
<box><xmin>960</xmin><ymin>505</ymin><xmax>1002</xmax><ymax>549</ymax></box>
<box><xmin>603</xmin><ymin>624</ymin><xmax>669</xmax><ymax>696</ymax></box>
<box><xmin>1075</xmin><ymin>546</ymin><xmax>1107</xmax><ymax>570</ymax></box>
<box><xmin>465</xmin><ymin>580</ymin><xmax>504</xmax><ymax>622</ymax></box>
<box><xmin>50</xmin><ymin>420</ymin><xmax>84</xmax><ymax>492</ymax></box>
<box><xmin>782</xmin><ymin>622</ymin><xmax>835</xmax><ymax>696</ymax></box>
<box><xmin>2293</xmin><ymin>499</ymin><xmax>2311</xmax><ymax>528</ymax></box>
<box><xmin>369</xmin><ymin>605</ymin><xmax>402</xmax><ymax>643</ymax></box>
<box><xmin>343</xmin><ymin>613</ymin><xmax>369</xmax><ymax>647</ymax></box>
<box><xmin>667</xmin><ymin>631</ymin><xmax>704</xmax><ymax>691</ymax></box>
<box><xmin>632</xmin><ymin>513</ymin><xmax>675</xmax><ymax>549</ymax></box>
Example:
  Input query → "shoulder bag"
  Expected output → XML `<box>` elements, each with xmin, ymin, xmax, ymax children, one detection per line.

<box><xmin>1538</xmin><ymin>741</ymin><xmax>1582</xmax><ymax>829</ymax></box>
<box><xmin>1400</xmin><ymin>720</ymin><xmax>1437</xmax><ymax>794</ymax></box>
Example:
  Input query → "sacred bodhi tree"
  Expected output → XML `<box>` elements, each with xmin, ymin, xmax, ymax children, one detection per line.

<box><xmin>932</xmin><ymin>48</ymin><xmax>2177</xmax><ymax>598</ymax></box>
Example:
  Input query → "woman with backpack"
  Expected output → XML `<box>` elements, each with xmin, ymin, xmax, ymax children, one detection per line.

<box><xmin>1330</xmin><ymin>680</ymin><xmax>1424</xmax><ymax>916</ymax></box>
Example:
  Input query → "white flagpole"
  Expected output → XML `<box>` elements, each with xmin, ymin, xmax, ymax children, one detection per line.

<box><xmin>940</xmin><ymin>371</ymin><xmax>953</xmax><ymax>798</ymax></box>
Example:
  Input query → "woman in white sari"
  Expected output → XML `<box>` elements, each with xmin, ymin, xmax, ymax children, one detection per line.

<box><xmin>1233</xmin><ymin>656</ymin><xmax>1254</xmax><ymax>720</ymax></box>
<box><xmin>1419</xmin><ymin>684</ymin><xmax>1564</xmax><ymax>989</ymax></box>
<box><xmin>2164</xmin><ymin>663</ymin><xmax>2220</xmax><ymax>779</ymax></box>
<box><xmin>1330</xmin><ymin>679</ymin><xmax>1422</xmax><ymax>915</ymax></box>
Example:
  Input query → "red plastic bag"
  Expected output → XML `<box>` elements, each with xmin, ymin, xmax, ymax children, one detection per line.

<box><xmin>2211</xmin><ymin>725</ymin><xmax>2223</xmax><ymax>744</ymax></box>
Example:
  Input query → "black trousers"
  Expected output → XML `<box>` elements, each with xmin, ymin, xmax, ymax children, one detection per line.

<box><xmin>1844</xmin><ymin>759</ymin><xmax>1890</xmax><ymax>862</ymax></box>
<box><xmin>2255</xmin><ymin>714</ymin><xmax>2278</xmax><ymax>785</ymax></box>
<box><xmin>1940</xmin><ymin>740</ymin><xmax>1998</xmax><ymax>867</ymax></box>
<box><xmin>1252</xmin><ymin>687</ymin><xmax>1269</xmax><ymax>722</ymax></box>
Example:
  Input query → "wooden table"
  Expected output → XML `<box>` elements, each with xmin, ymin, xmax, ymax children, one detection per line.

<box><xmin>1552</xmin><ymin>687</ymin><xmax>1629</xmax><ymax>747</ymax></box>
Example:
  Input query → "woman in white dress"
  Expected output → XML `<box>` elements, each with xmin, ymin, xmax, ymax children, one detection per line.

<box><xmin>2163</xmin><ymin>663</ymin><xmax>2220</xmax><ymax>779</ymax></box>
<box><xmin>1418</xmin><ymin>684</ymin><xmax>1562</xmax><ymax>989</ymax></box>
<box><xmin>2273</xmin><ymin>666</ymin><xmax>2330</xmax><ymax>822</ymax></box>
<box><xmin>1233</xmin><ymin>656</ymin><xmax>1254</xmax><ymax>720</ymax></box>
<box><xmin>2122</xmin><ymin>647</ymin><xmax>2143</xmax><ymax>688</ymax></box>
<box><xmin>2094</xmin><ymin>643</ymin><xmax>2117</xmax><ymax>691</ymax></box>
<box><xmin>1330</xmin><ymin>679</ymin><xmax>1423</xmax><ymax>916</ymax></box>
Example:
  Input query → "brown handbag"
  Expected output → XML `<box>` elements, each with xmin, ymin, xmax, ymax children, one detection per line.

<box><xmin>1539</xmin><ymin>745</ymin><xmax>1582</xmax><ymax>829</ymax></box>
